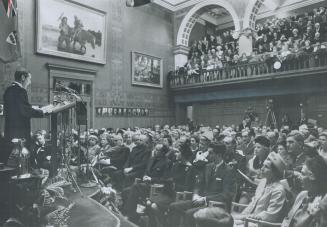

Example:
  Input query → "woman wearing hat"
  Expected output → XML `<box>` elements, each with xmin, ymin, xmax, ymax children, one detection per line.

<box><xmin>194</xmin><ymin>152</ymin><xmax>288</xmax><ymax>227</ymax></box>
<box><xmin>248</xmin><ymin>136</ymin><xmax>271</xmax><ymax>180</ymax></box>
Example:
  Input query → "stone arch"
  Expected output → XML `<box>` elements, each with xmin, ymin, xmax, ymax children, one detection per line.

<box><xmin>243</xmin><ymin>0</ymin><xmax>266</xmax><ymax>29</ymax></box>
<box><xmin>176</xmin><ymin>0</ymin><xmax>241</xmax><ymax>47</ymax></box>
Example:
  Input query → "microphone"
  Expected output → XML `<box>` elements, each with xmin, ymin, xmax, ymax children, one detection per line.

<box><xmin>56</xmin><ymin>82</ymin><xmax>77</xmax><ymax>94</ymax></box>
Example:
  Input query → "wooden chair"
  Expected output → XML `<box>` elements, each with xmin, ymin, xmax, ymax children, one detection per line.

<box><xmin>244</xmin><ymin>218</ymin><xmax>282</xmax><ymax>227</ymax></box>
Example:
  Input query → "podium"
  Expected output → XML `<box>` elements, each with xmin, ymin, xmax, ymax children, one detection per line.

<box><xmin>42</xmin><ymin>101</ymin><xmax>77</xmax><ymax>175</ymax></box>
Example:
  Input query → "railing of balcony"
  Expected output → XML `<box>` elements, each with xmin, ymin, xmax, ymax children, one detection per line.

<box><xmin>169</xmin><ymin>49</ymin><xmax>327</xmax><ymax>88</ymax></box>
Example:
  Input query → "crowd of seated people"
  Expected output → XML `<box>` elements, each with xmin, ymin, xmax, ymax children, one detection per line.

<box><xmin>186</xmin><ymin>30</ymin><xmax>240</xmax><ymax>75</ymax></box>
<box><xmin>6</xmin><ymin>116</ymin><xmax>327</xmax><ymax>227</ymax></box>
<box><xmin>254</xmin><ymin>6</ymin><xmax>327</xmax><ymax>55</ymax></box>
<box><xmin>169</xmin><ymin>7</ymin><xmax>327</xmax><ymax>86</ymax></box>
<box><xmin>3</xmin><ymin>115</ymin><xmax>327</xmax><ymax>227</ymax></box>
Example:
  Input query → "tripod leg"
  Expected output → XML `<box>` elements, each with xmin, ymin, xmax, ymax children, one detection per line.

<box><xmin>65</xmin><ymin>163</ymin><xmax>83</xmax><ymax>196</ymax></box>
<box><xmin>272</xmin><ymin>112</ymin><xmax>277</xmax><ymax>129</ymax></box>
<box><xmin>265</xmin><ymin>109</ymin><xmax>272</xmax><ymax>127</ymax></box>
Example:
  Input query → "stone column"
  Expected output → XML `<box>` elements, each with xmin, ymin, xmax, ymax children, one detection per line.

<box><xmin>238</xmin><ymin>32</ymin><xmax>253</xmax><ymax>56</ymax></box>
<box><xmin>173</xmin><ymin>45</ymin><xmax>189</xmax><ymax>68</ymax></box>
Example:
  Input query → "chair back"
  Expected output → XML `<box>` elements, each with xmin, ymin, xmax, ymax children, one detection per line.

<box><xmin>150</xmin><ymin>184</ymin><xmax>164</xmax><ymax>201</ymax></box>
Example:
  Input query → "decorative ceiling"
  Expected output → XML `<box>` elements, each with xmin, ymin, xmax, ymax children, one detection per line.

<box><xmin>153</xmin><ymin>0</ymin><xmax>203</xmax><ymax>11</ymax></box>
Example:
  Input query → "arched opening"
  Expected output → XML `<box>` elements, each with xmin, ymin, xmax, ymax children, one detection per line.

<box><xmin>243</xmin><ymin>0</ymin><xmax>266</xmax><ymax>29</ymax></box>
<box><xmin>176</xmin><ymin>0</ymin><xmax>241</xmax><ymax>47</ymax></box>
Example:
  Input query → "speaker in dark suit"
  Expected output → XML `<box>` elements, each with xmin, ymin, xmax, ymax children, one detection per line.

<box><xmin>3</xmin><ymin>71</ymin><xmax>44</xmax><ymax>152</ymax></box>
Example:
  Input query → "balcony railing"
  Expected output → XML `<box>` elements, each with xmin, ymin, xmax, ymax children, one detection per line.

<box><xmin>169</xmin><ymin>50</ymin><xmax>327</xmax><ymax>89</ymax></box>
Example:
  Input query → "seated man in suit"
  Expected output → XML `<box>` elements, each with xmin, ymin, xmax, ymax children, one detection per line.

<box><xmin>97</xmin><ymin>134</ymin><xmax>129</xmax><ymax>186</ymax></box>
<box><xmin>122</xmin><ymin>143</ymin><xmax>171</xmax><ymax>224</ymax></box>
<box><xmin>148</xmin><ymin>141</ymin><xmax>196</xmax><ymax>227</ymax></box>
<box><xmin>112</xmin><ymin>134</ymin><xmax>151</xmax><ymax>189</ymax></box>
<box><xmin>98</xmin><ymin>134</ymin><xmax>129</xmax><ymax>170</ymax></box>
<box><xmin>168</xmin><ymin>142</ymin><xmax>236</xmax><ymax>227</ymax></box>
<box><xmin>194</xmin><ymin>152</ymin><xmax>288</xmax><ymax>227</ymax></box>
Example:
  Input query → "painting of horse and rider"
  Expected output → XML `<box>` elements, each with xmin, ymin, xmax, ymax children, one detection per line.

<box><xmin>36</xmin><ymin>0</ymin><xmax>107</xmax><ymax>64</ymax></box>
<box><xmin>58</xmin><ymin>15</ymin><xmax>102</xmax><ymax>55</ymax></box>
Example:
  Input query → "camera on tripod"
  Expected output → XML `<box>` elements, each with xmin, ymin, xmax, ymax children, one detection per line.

<box><xmin>265</xmin><ymin>99</ymin><xmax>277</xmax><ymax>129</ymax></box>
<box><xmin>266</xmin><ymin>99</ymin><xmax>274</xmax><ymax>110</ymax></box>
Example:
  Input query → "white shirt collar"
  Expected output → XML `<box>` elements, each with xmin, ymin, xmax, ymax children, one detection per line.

<box><xmin>13</xmin><ymin>81</ymin><xmax>23</xmax><ymax>88</ymax></box>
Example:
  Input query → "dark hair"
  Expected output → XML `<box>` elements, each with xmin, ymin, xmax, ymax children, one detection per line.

<box><xmin>305</xmin><ymin>155</ymin><xmax>327</xmax><ymax>194</ymax></box>
<box><xmin>190</xmin><ymin>135</ymin><xmax>199</xmax><ymax>143</ymax></box>
<box><xmin>14</xmin><ymin>70</ymin><xmax>29</xmax><ymax>82</ymax></box>
<box><xmin>163</xmin><ymin>135</ymin><xmax>173</xmax><ymax>146</ymax></box>
<box><xmin>249</xmin><ymin>128</ymin><xmax>256</xmax><ymax>138</ymax></box>
<box><xmin>160</xmin><ymin>144</ymin><xmax>169</xmax><ymax>155</ymax></box>
<box><xmin>179</xmin><ymin>142</ymin><xmax>193</xmax><ymax>160</ymax></box>
<box><xmin>277</xmin><ymin>141</ymin><xmax>287</xmax><ymax>149</ymax></box>
<box><xmin>208</xmin><ymin>142</ymin><xmax>226</xmax><ymax>156</ymax></box>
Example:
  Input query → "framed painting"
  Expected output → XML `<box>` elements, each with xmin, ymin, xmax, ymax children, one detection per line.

<box><xmin>131</xmin><ymin>52</ymin><xmax>163</xmax><ymax>88</ymax></box>
<box><xmin>36</xmin><ymin>0</ymin><xmax>107</xmax><ymax>64</ymax></box>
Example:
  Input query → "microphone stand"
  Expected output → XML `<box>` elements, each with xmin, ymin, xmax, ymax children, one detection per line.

<box><xmin>56</xmin><ymin>82</ymin><xmax>99</xmax><ymax>188</ymax></box>
<box><xmin>54</xmin><ymin>84</ymin><xmax>84</xmax><ymax>195</ymax></box>
<box><xmin>72</xmin><ymin>90</ymin><xmax>98</xmax><ymax>188</ymax></box>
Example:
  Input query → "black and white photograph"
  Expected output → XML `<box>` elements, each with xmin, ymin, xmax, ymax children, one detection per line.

<box><xmin>1</xmin><ymin>0</ymin><xmax>327</xmax><ymax>227</ymax></box>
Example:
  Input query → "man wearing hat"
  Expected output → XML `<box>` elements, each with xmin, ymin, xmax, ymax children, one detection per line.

<box><xmin>169</xmin><ymin>142</ymin><xmax>236</xmax><ymax>227</ymax></box>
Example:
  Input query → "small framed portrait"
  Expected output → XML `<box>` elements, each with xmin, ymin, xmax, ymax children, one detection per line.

<box><xmin>102</xmin><ymin>107</ymin><xmax>108</xmax><ymax>117</ymax></box>
<box><xmin>113</xmin><ymin>108</ymin><xmax>118</xmax><ymax>116</ymax></box>
<box><xmin>140</xmin><ymin>108</ymin><xmax>145</xmax><ymax>116</ymax></box>
<box><xmin>132</xmin><ymin>108</ymin><xmax>137</xmax><ymax>116</ymax></box>
<box><xmin>95</xmin><ymin>107</ymin><xmax>102</xmax><ymax>117</ymax></box>
<box><xmin>136</xmin><ymin>108</ymin><xmax>141</xmax><ymax>116</ymax></box>
<box><xmin>108</xmin><ymin>107</ymin><xmax>113</xmax><ymax>116</ymax></box>
<box><xmin>118</xmin><ymin>108</ymin><xmax>122</xmax><ymax>116</ymax></box>
<box><xmin>131</xmin><ymin>52</ymin><xmax>163</xmax><ymax>88</ymax></box>
<box><xmin>123</xmin><ymin>108</ymin><xmax>127</xmax><ymax>116</ymax></box>
<box><xmin>0</xmin><ymin>104</ymin><xmax>3</xmax><ymax>116</ymax></box>
<box><xmin>127</xmin><ymin>108</ymin><xmax>132</xmax><ymax>116</ymax></box>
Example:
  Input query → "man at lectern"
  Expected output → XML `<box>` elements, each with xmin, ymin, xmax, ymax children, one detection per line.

<box><xmin>3</xmin><ymin>70</ymin><xmax>47</xmax><ymax>159</ymax></box>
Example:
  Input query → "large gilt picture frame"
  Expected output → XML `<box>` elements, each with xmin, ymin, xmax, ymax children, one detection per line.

<box><xmin>131</xmin><ymin>52</ymin><xmax>163</xmax><ymax>88</ymax></box>
<box><xmin>36</xmin><ymin>0</ymin><xmax>107</xmax><ymax>64</ymax></box>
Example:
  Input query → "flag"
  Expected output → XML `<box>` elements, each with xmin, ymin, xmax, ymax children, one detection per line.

<box><xmin>0</xmin><ymin>1</ymin><xmax>21</xmax><ymax>63</ymax></box>
<box><xmin>6</xmin><ymin>31</ymin><xmax>17</xmax><ymax>45</ymax></box>
<box><xmin>126</xmin><ymin>0</ymin><xmax>151</xmax><ymax>7</ymax></box>
<box><xmin>2</xmin><ymin>0</ymin><xmax>17</xmax><ymax>17</ymax></box>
